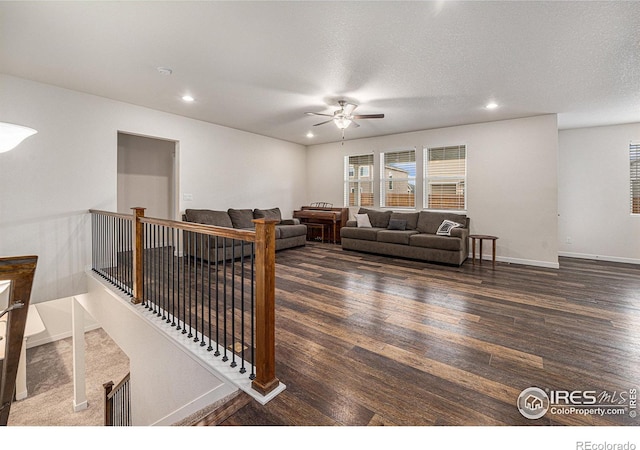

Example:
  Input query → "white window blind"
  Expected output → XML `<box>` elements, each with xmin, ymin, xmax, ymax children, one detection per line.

<box><xmin>380</xmin><ymin>149</ymin><xmax>416</xmax><ymax>208</ymax></box>
<box><xmin>344</xmin><ymin>154</ymin><xmax>374</xmax><ymax>207</ymax></box>
<box><xmin>631</xmin><ymin>143</ymin><xmax>640</xmax><ymax>214</ymax></box>
<box><xmin>424</xmin><ymin>145</ymin><xmax>467</xmax><ymax>211</ymax></box>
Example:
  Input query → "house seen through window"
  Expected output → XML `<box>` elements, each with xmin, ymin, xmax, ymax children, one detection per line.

<box><xmin>380</xmin><ymin>149</ymin><xmax>416</xmax><ymax>208</ymax></box>
<box><xmin>345</xmin><ymin>154</ymin><xmax>374</xmax><ymax>207</ymax></box>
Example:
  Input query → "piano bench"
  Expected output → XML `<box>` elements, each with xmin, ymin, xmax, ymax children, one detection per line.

<box><xmin>305</xmin><ymin>223</ymin><xmax>327</xmax><ymax>243</ymax></box>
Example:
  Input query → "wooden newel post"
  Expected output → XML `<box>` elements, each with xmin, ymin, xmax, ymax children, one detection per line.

<box><xmin>131</xmin><ymin>207</ymin><xmax>145</xmax><ymax>305</ymax></box>
<box><xmin>251</xmin><ymin>218</ymin><xmax>280</xmax><ymax>396</ymax></box>
<box><xmin>103</xmin><ymin>381</ymin><xmax>114</xmax><ymax>426</ymax></box>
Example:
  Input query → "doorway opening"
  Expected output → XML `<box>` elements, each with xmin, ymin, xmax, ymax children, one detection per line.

<box><xmin>117</xmin><ymin>132</ymin><xmax>178</xmax><ymax>220</ymax></box>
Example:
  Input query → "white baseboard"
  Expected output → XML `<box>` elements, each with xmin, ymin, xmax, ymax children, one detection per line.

<box><xmin>558</xmin><ymin>252</ymin><xmax>640</xmax><ymax>265</ymax></box>
<box><xmin>26</xmin><ymin>323</ymin><xmax>101</xmax><ymax>349</ymax></box>
<box><xmin>468</xmin><ymin>253</ymin><xmax>560</xmax><ymax>269</ymax></box>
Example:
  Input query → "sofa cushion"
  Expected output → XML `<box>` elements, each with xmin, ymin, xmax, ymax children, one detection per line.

<box><xmin>410</xmin><ymin>234</ymin><xmax>463</xmax><ymax>251</ymax></box>
<box><xmin>390</xmin><ymin>212</ymin><xmax>419</xmax><ymax>230</ymax></box>
<box><xmin>359</xmin><ymin>208</ymin><xmax>392</xmax><ymax>228</ymax></box>
<box><xmin>417</xmin><ymin>211</ymin><xmax>468</xmax><ymax>234</ymax></box>
<box><xmin>253</xmin><ymin>207</ymin><xmax>282</xmax><ymax>223</ymax></box>
<box><xmin>184</xmin><ymin>209</ymin><xmax>233</xmax><ymax>228</ymax></box>
<box><xmin>377</xmin><ymin>230</ymin><xmax>419</xmax><ymax>245</ymax></box>
<box><xmin>228</xmin><ymin>208</ymin><xmax>255</xmax><ymax>229</ymax></box>
<box><xmin>341</xmin><ymin>226</ymin><xmax>384</xmax><ymax>242</ymax></box>
<box><xmin>277</xmin><ymin>224</ymin><xmax>307</xmax><ymax>239</ymax></box>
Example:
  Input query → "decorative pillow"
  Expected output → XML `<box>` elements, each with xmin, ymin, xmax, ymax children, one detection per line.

<box><xmin>387</xmin><ymin>219</ymin><xmax>407</xmax><ymax>231</ymax></box>
<box><xmin>436</xmin><ymin>219</ymin><xmax>462</xmax><ymax>236</ymax></box>
<box><xmin>356</xmin><ymin>213</ymin><xmax>372</xmax><ymax>228</ymax></box>
<box><xmin>227</xmin><ymin>208</ymin><xmax>255</xmax><ymax>229</ymax></box>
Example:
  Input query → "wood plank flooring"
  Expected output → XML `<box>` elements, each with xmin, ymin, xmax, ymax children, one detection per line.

<box><xmin>193</xmin><ymin>243</ymin><xmax>640</xmax><ymax>426</ymax></box>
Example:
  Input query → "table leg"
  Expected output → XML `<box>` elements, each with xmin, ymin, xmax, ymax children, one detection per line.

<box><xmin>472</xmin><ymin>238</ymin><xmax>476</xmax><ymax>264</ymax></box>
<box><xmin>492</xmin><ymin>239</ymin><xmax>496</xmax><ymax>268</ymax></box>
<box><xmin>479</xmin><ymin>239</ymin><xmax>483</xmax><ymax>264</ymax></box>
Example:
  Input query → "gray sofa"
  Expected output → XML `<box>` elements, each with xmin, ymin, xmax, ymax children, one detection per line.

<box><xmin>340</xmin><ymin>208</ymin><xmax>470</xmax><ymax>266</ymax></box>
<box><xmin>183</xmin><ymin>207</ymin><xmax>307</xmax><ymax>261</ymax></box>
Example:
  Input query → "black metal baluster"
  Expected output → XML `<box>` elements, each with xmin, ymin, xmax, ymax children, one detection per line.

<box><xmin>240</xmin><ymin>241</ymin><xmax>246</xmax><ymax>374</ymax></box>
<box><xmin>214</xmin><ymin>236</ymin><xmax>220</xmax><ymax>357</ymax></box>
<box><xmin>171</xmin><ymin>228</ymin><xmax>176</xmax><ymax>326</ymax></box>
<box><xmin>199</xmin><ymin>233</ymin><xmax>205</xmax><ymax>346</ymax></box>
<box><xmin>181</xmin><ymin>230</ymin><xmax>187</xmax><ymax>334</ymax></box>
<box><xmin>188</xmin><ymin>231</ymin><xmax>194</xmax><ymax>338</ymax></box>
<box><xmin>230</xmin><ymin>241</ymin><xmax>236</xmax><ymax>368</ymax></box>
<box><xmin>250</xmin><ymin>243</ymin><xmax>255</xmax><ymax>380</ymax></box>
<box><xmin>207</xmin><ymin>234</ymin><xmax>213</xmax><ymax>352</ymax></box>
<box><xmin>222</xmin><ymin>238</ymin><xmax>228</xmax><ymax>362</ymax></box>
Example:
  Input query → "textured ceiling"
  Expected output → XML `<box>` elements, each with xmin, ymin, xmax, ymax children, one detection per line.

<box><xmin>1</xmin><ymin>1</ymin><xmax>639</xmax><ymax>145</ymax></box>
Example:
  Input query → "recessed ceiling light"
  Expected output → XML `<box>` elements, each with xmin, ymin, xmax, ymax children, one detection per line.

<box><xmin>486</xmin><ymin>102</ymin><xmax>498</xmax><ymax>110</ymax></box>
<box><xmin>182</xmin><ymin>95</ymin><xmax>194</xmax><ymax>102</ymax></box>
<box><xmin>306</xmin><ymin>132</ymin><xmax>314</xmax><ymax>138</ymax></box>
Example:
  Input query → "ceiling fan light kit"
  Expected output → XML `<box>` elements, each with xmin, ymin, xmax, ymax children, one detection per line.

<box><xmin>305</xmin><ymin>100</ymin><xmax>384</xmax><ymax>142</ymax></box>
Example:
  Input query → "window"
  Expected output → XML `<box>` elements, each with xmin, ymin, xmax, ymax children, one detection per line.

<box><xmin>380</xmin><ymin>149</ymin><xmax>416</xmax><ymax>208</ymax></box>
<box><xmin>424</xmin><ymin>145</ymin><xmax>466</xmax><ymax>210</ymax></box>
<box><xmin>345</xmin><ymin>154</ymin><xmax>374</xmax><ymax>207</ymax></box>
<box><xmin>632</xmin><ymin>143</ymin><xmax>640</xmax><ymax>214</ymax></box>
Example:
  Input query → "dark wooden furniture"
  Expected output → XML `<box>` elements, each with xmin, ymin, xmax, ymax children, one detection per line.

<box><xmin>469</xmin><ymin>234</ymin><xmax>498</xmax><ymax>268</ymax></box>
<box><xmin>305</xmin><ymin>223</ymin><xmax>326</xmax><ymax>243</ymax></box>
<box><xmin>293</xmin><ymin>206</ymin><xmax>349</xmax><ymax>244</ymax></box>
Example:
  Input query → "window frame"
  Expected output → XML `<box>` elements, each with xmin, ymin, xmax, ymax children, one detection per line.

<box><xmin>380</xmin><ymin>148</ymin><xmax>416</xmax><ymax>209</ymax></box>
<box><xmin>423</xmin><ymin>144</ymin><xmax>467</xmax><ymax>212</ymax></box>
<box><xmin>631</xmin><ymin>142</ymin><xmax>640</xmax><ymax>215</ymax></box>
<box><xmin>344</xmin><ymin>154</ymin><xmax>375</xmax><ymax>208</ymax></box>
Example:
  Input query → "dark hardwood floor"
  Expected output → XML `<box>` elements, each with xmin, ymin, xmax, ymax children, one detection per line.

<box><xmin>194</xmin><ymin>243</ymin><xmax>640</xmax><ymax>426</ymax></box>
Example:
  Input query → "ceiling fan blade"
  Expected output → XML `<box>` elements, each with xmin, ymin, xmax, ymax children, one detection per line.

<box><xmin>352</xmin><ymin>114</ymin><xmax>384</xmax><ymax>119</ymax></box>
<box><xmin>305</xmin><ymin>112</ymin><xmax>333</xmax><ymax>117</ymax></box>
<box><xmin>350</xmin><ymin>121</ymin><xmax>361</xmax><ymax>128</ymax></box>
<box><xmin>313</xmin><ymin>119</ymin><xmax>334</xmax><ymax>126</ymax></box>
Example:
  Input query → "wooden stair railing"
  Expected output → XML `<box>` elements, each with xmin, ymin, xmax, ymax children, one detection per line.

<box><xmin>103</xmin><ymin>372</ymin><xmax>131</xmax><ymax>426</ymax></box>
<box><xmin>0</xmin><ymin>255</ymin><xmax>38</xmax><ymax>426</ymax></box>
<box><xmin>90</xmin><ymin>208</ymin><xmax>280</xmax><ymax>397</ymax></box>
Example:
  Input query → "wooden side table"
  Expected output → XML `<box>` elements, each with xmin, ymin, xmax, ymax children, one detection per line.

<box><xmin>469</xmin><ymin>235</ymin><xmax>498</xmax><ymax>268</ymax></box>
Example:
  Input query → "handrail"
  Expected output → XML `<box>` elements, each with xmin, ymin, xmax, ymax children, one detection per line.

<box><xmin>140</xmin><ymin>216</ymin><xmax>257</xmax><ymax>242</ymax></box>
<box><xmin>88</xmin><ymin>209</ymin><xmax>134</xmax><ymax>221</ymax></box>
<box><xmin>0</xmin><ymin>255</ymin><xmax>38</xmax><ymax>426</ymax></box>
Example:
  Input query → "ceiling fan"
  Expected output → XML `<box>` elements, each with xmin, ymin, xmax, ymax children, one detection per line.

<box><xmin>305</xmin><ymin>100</ymin><xmax>384</xmax><ymax>135</ymax></box>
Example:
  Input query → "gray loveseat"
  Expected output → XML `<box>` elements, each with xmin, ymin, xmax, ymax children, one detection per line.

<box><xmin>183</xmin><ymin>207</ymin><xmax>307</xmax><ymax>261</ymax></box>
<box><xmin>340</xmin><ymin>208</ymin><xmax>470</xmax><ymax>266</ymax></box>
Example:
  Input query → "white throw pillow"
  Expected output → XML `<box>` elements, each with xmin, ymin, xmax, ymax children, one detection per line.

<box><xmin>356</xmin><ymin>213</ymin><xmax>372</xmax><ymax>228</ymax></box>
<box><xmin>436</xmin><ymin>219</ymin><xmax>462</xmax><ymax>236</ymax></box>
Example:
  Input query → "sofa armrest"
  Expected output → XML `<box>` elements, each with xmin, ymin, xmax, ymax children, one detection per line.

<box><xmin>345</xmin><ymin>220</ymin><xmax>357</xmax><ymax>227</ymax></box>
<box><xmin>280</xmin><ymin>218</ymin><xmax>300</xmax><ymax>225</ymax></box>
<box><xmin>450</xmin><ymin>227</ymin><xmax>468</xmax><ymax>239</ymax></box>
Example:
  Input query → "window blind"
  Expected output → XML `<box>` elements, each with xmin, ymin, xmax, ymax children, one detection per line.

<box><xmin>424</xmin><ymin>145</ymin><xmax>466</xmax><ymax>211</ymax></box>
<box><xmin>631</xmin><ymin>143</ymin><xmax>640</xmax><ymax>214</ymax></box>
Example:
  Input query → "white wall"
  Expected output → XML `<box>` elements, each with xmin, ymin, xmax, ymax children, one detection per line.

<box><xmin>77</xmin><ymin>276</ymin><xmax>237</xmax><ymax>425</ymax></box>
<box><xmin>307</xmin><ymin>115</ymin><xmax>560</xmax><ymax>268</ymax></box>
<box><xmin>558</xmin><ymin>123</ymin><xmax>640</xmax><ymax>264</ymax></box>
<box><xmin>0</xmin><ymin>74</ymin><xmax>307</xmax><ymax>303</ymax></box>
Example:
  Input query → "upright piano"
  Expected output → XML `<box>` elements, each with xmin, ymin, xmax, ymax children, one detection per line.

<box><xmin>293</xmin><ymin>205</ymin><xmax>350</xmax><ymax>244</ymax></box>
